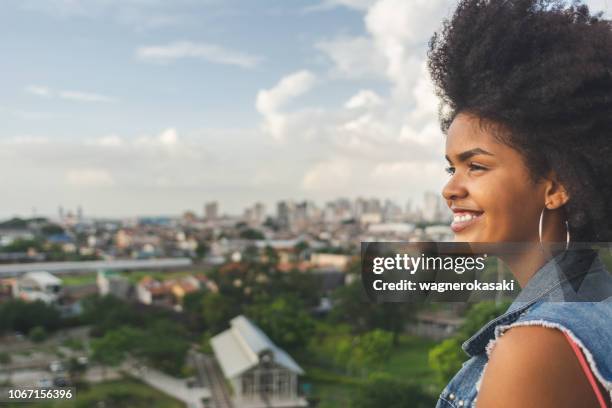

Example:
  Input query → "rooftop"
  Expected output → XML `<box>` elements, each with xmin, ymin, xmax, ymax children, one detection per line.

<box><xmin>211</xmin><ymin>315</ymin><xmax>304</xmax><ymax>379</ymax></box>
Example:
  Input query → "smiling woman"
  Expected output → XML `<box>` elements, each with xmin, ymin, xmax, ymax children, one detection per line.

<box><xmin>426</xmin><ymin>0</ymin><xmax>612</xmax><ymax>406</ymax></box>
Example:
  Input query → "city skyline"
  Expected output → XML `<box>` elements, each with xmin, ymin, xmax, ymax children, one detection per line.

<box><xmin>7</xmin><ymin>192</ymin><xmax>451</xmax><ymax>221</ymax></box>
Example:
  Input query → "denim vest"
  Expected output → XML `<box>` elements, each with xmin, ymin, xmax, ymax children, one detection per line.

<box><xmin>435</xmin><ymin>249</ymin><xmax>612</xmax><ymax>408</ymax></box>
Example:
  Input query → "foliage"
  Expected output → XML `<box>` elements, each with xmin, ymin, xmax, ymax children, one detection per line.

<box><xmin>264</xmin><ymin>245</ymin><xmax>279</xmax><ymax>264</ymax></box>
<box><xmin>333</xmin><ymin>330</ymin><xmax>393</xmax><ymax>375</ymax></box>
<box><xmin>41</xmin><ymin>224</ymin><xmax>65</xmax><ymax>236</ymax></box>
<box><xmin>29</xmin><ymin>326</ymin><xmax>47</xmax><ymax>343</ymax></box>
<box><xmin>80</xmin><ymin>295</ymin><xmax>143</xmax><ymax>336</ymax></box>
<box><xmin>91</xmin><ymin>322</ymin><xmax>190</xmax><ymax>376</ymax></box>
<box><xmin>247</xmin><ymin>294</ymin><xmax>315</xmax><ymax>350</ymax></box>
<box><xmin>0</xmin><ymin>238</ymin><xmax>43</xmax><ymax>253</ymax></box>
<box><xmin>182</xmin><ymin>290</ymin><xmax>206</xmax><ymax>331</ymax></box>
<box><xmin>239</xmin><ymin>228</ymin><xmax>265</xmax><ymax>240</ymax></box>
<box><xmin>428</xmin><ymin>301</ymin><xmax>511</xmax><ymax>387</ymax></box>
<box><xmin>202</xmin><ymin>292</ymin><xmax>240</xmax><ymax>334</ymax></box>
<box><xmin>329</xmin><ymin>281</ymin><xmax>417</xmax><ymax>344</ymax></box>
<box><xmin>457</xmin><ymin>301</ymin><xmax>510</xmax><ymax>339</ymax></box>
<box><xmin>0</xmin><ymin>300</ymin><xmax>61</xmax><ymax>334</ymax></box>
<box><xmin>428</xmin><ymin>337</ymin><xmax>464</xmax><ymax>386</ymax></box>
<box><xmin>0</xmin><ymin>352</ymin><xmax>10</xmax><ymax>364</ymax></box>
<box><xmin>350</xmin><ymin>373</ymin><xmax>434</xmax><ymax>408</ymax></box>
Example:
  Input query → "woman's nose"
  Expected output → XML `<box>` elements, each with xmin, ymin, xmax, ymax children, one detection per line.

<box><xmin>442</xmin><ymin>175</ymin><xmax>468</xmax><ymax>201</ymax></box>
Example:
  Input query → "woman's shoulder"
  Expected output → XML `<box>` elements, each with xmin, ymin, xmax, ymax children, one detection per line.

<box><xmin>477</xmin><ymin>325</ymin><xmax>605</xmax><ymax>408</ymax></box>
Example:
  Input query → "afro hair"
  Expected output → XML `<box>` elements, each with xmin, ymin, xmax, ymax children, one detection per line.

<box><xmin>428</xmin><ymin>0</ymin><xmax>612</xmax><ymax>241</ymax></box>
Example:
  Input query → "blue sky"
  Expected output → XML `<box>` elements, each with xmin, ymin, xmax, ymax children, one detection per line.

<box><xmin>1</xmin><ymin>0</ymin><xmax>609</xmax><ymax>218</ymax></box>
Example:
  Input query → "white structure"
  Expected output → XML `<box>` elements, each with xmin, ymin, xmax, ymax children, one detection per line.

<box><xmin>13</xmin><ymin>271</ymin><xmax>62</xmax><ymax>303</ymax></box>
<box><xmin>211</xmin><ymin>315</ymin><xmax>307</xmax><ymax>408</ymax></box>
<box><xmin>97</xmin><ymin>270</ymin><xmax>131</xmax><ymax>299</ymax></box>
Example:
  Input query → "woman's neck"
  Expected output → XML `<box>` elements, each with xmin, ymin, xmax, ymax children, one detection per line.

<box><xmin>501</xmin><ymin>247</ymin><xmax>550</xmax><ymax>288</ymax></box>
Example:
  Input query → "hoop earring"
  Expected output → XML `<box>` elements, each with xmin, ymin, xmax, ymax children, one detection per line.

<box><xmin>538</xmin><ymin>207</ymin><xmax>571</xmax><ymax>250</ymax></box>
<box><xmin>565</xmin><ymin>220</ymin><xmax>571</xmax><ymax>251</ymax></box>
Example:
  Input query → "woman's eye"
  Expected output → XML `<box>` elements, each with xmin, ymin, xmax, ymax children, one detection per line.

<box><xmin>469</xmin><ymin>163</ymin><xmax>487</xmax><ymax>172</ymax></box>
<box><xmin>445</xmin><ymin>166</ymin><xmax>455</xmax><ymax>175</ymax></box>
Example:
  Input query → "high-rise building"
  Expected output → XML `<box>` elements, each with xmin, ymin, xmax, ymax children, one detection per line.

<box><xmin>204</xmin><ymin>201</ymin><xmax>219</xmax><ymax>221</ymax></box>
<box><xmin>276</xmin><ymin>200</ymin><xmax>295</xmax><ymax>230</ymax></box>
<box><xmin>253</xmin><ymin>202</ymin><xmax>266</xmax><ymax>224</ymax></box>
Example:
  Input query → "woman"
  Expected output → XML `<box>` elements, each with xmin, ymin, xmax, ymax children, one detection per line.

<box><xmin>427</xmin><ymin>0</ymin><xmax>612</xmax><ymax>406</ymax></box>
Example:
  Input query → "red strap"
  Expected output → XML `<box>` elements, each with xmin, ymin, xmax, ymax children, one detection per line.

<box><xmin>563</xmin><ymin>332</ymin><xmax>609</xmax><ymax>408</ymax></box>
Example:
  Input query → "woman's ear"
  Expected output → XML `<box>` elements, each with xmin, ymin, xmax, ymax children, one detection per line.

<box><xmin>543</xmin><ymin>173</ymin><xmax>570</xmax><ymax>209</ymax></box>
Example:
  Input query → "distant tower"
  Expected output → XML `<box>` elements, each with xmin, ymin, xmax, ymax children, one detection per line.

<box><xmin>58</xmin><ymin>206</ymin><xmax>65</xmax><ymax>222</ymax></box>
<box><xmin>276</xmin><ymin>200</ymin><xmax>295</xmax><ymax>230</ymax></box>
<box><xmin>77</xmin><ymin>205</ymin><xmax>83</xmax><ymax>222</ymax></box>
<box><xmin>204</xmin><ymin>201</ymin><xmax>219</xmax><ymax>221</ymax></box>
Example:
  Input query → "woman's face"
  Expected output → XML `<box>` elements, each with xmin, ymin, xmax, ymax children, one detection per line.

<box><xmin>442</xmin><ymin>113</ymin><xmax>546</xmax><ymax>243</ymax></box>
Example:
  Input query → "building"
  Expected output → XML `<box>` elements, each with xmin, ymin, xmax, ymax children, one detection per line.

<box><xmin>205</xmin><ymin>201</ymin><xmax>219</xmax><ymax>221</ymax></box>
<box><xmin>136</xmin><ymin>275</ymin><xmax>203</xmax><ymax>311</ymax></box>
<box><xmin>97</xmin><ymin>270</ymin><xmax>131</xmax><ymax>299</ymax></box>
<box><xmin>309</xmin><ymin>253</ymin><xmax>351</xmax><ymax>271</ymax></box>
<box><xmin>211</xmin><ymin>315</ymin><xmax>307</xmax><ymax>408</ymax></box>
<box><xmin>13</xmin><ymin>271</ymin><xmax>62</xmax><ymax>303</ymax></box>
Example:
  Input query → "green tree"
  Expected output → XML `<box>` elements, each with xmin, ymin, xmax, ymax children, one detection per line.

<box><xmin>41</xmin><ymin>224</ymin><xmax>65</xmax><ymax>236</ymax></box>
<box><xmin>428</xmin><ymin>301</ymin><xmax>510</xmax><ymax>387</ymax></box>
<box><xmin>183</xmin><ymin>290</ymin><xmax>206</xmax><ymax>331</ymax></box>
<box><xmin>29</xmin><ymin>326</ymin><xmax>47</xmax><ymax>343</ymax></box>
<box><xmin>247</xmin><ymin>294</ymin><xmax>315</xmax><ymax>350</ymax></box>
<box><xmin>0</xmin><ymin>352</ymin><xmax>11</xmax><ymax>364</ymax></box>
<box><xmin>0</xmin><ymin>300</ymin><xmax>61</xmax><ymax>334</ymax></box>
<box><xmin>330</xmin><ymin>282</ymin><xmax>416</xmax><ymax>344</ymax></box>
<box><xmin>202</xmin><ymin>293</ymin><xmax>239</xmax><ymax>334</ymax></box>
<box><xmin>335</xmin><ymin>330</ymin><xmax>393</xmax><ymax>375</ymax></box>
<box><xmin>135</xmin><ymin>320</ymin><xmax>190</xmax><ymax>376</ymax></box>
<box><xmin>239</xmin><ymin>228</ymin><xmax>265</xmax><ymax>240</ymax></box>
<box><xmin>353</xmin><ymin>329</ymin><xmax>394</xmax><ymax>371</ymax></box>
<box><xmin>350</xmin><ymin>373</ymin><xmax>433</xmax><ymax>408</ymax></box>
<box><xmin>0</xmin><ymin>238</ymin><xmax>43</xmax><ymax>253</ymax></box>
<box><xmin>428</xmin><ymin>337</ymin><xmax>464</xmax><ymax>386</ymax></box>
<box><xmin>264</xmin><ymin>245</ymin><xmax>279</xmax><ymax>264</ymax></box>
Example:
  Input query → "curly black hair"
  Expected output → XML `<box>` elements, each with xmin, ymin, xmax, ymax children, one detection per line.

<box><xmin>428</xmin><ymin>0</ymin><xmax>612</xmax><ymax>242</ymax></box>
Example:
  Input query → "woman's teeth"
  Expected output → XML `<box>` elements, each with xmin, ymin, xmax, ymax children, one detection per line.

<box><xmin>453</xmin><ymin>213</ymin><xmax>480</xmax><ymax>223</ymax></box>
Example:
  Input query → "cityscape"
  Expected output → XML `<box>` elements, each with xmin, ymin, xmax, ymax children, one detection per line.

<box><xmin>0</xmin><ymin>193</ymin><xmax>465</xmax><ymax>408</ymax></box>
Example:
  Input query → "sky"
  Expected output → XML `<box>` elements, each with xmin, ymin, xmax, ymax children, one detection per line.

<box><xmin>1</xmin><ymin>0</ymin><xmax>609</xmax><ymax>218</ymax></box>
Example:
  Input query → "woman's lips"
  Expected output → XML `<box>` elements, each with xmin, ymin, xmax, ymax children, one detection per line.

<box><xmin>451</xmin><ymin>211</ymin><xmax>484</xmax><ymax>233</ymax></box>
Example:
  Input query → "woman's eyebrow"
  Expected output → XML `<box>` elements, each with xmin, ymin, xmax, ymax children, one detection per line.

<box><xmin>445</xmin><ymin>147</ymin><xmax>494</xmax><ymax>163</ymax></box>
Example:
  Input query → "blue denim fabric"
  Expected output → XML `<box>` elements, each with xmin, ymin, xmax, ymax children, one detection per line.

<box><xmin>435</xmin><ymin>249</ymin><xmax>612</xmax><ymax>408</ymax></box>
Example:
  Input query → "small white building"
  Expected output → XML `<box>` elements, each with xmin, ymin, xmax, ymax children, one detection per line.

<box><xmin>13</xmin><ymin>271</ymin><xmax>62</xmax><ymax>303</ymax></box>
<box><xmin>211</xmin><ymin>315</ymin><xmax>307</xmax><ymax>408</ymax></box>
<box><xmin>97</xmin><ymin>270</ymin><xmax>131</xmax><ymax>299</ymax></box>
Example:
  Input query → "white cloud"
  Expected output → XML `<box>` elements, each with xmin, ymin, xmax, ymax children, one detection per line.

<box><xmin>25</xmin><ymin>85</ymin><xmax>52</xmax><ymax>97</ymax></box>
<box><xmin>94</xmin><ymin>134</ymin><xmax>124</xmax><ymax>147</ymax></box>
<box><xmin>59</xmin><ymin>90</ymin><xmax>116</xmax><ymax>103</ymax></box>
<box><xmin>65</xmin><ymin>168</ymin><xmax>115</xmax><ymax>187</ymax></box>
<box><xmin>301</xmin><ymin>159</ymin><xmax>352</xmax><ymax>191</ymax></box>
<box><xmin>136</xmin><ymin>41</ymin><xmax>262</xmax><ymax>68</ymax></box>
<box><xmin>345</xmin><ymin>90</ymin><xmax>384</xmax><ymax>109</ymax></box>
<box><xmin>255</xmin><ymin>70</ymin><xmax>317</xmax><ymax>140</ymax></box>
<box><xmin>304</xmin><ymin>0</ymin><xmax>377</xmax><ymax>12</ymax></box>
<box><xmin>24</xmin><ymin>85</ymin><xmax>116</xmax><ymax>103</ymax></box>
<box><xmin>0</xmin><ymin>136</ymin><xmax>49</xmax><ymax>145</ymax></box>
<box><xmin>365</xmin><ymin>0</ymin><xmax>451</xmax><ymax>98</ymax></box>
<box><xmin>315</xmin><ymin>36</ymin><xmax>386</xmax><ymax>80</ymax></box>
<box><xmin>158</xmin><ymin>128</ymin><xmax>178</xmax><ymax>146</ymax></box>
